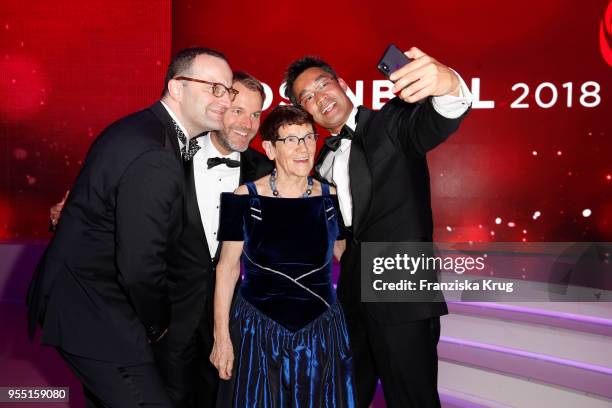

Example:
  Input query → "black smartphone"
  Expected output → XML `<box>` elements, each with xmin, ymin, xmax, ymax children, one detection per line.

<box><xmin>377</xmin><ymin>44</ymin><xmax>412</xmax><ymax>78</ymax></box>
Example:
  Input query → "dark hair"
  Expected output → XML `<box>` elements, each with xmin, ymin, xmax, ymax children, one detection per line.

<box><xmin>161</xmin><ymin>47</ymin><xmax>227</xmax><ymax>97</ymax></box>
<box><xmin>232</xmin><ymin>71</ymin><xmax>265</xmax><ymax>103</ymax></box>
<box><xmin>284</xmin><ymin>56</ymin><xmax>338</xmax><ymax>106</ymax></box>
<box><xmin>260</xmin><ymin>105</ymin><xmax>315</xmax><ymax>142</ymax></box>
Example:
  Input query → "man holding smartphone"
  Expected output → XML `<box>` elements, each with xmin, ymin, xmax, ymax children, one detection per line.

<box><xmin>285</xmin><ymin>47</ymin><xmax>472</xmax><ymax>407</ymax></box>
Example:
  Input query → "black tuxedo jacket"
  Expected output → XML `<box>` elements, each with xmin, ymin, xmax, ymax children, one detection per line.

<box><xmin>163</xmin><ymin>145</ymin><xmax>273</xmax><ymax>349</ymax></box>
<box><xmin>27</xmin><ymin>102</ymin><xmax>184</xmax><ymax>363</ymax></box>
<box><xmin>315</xmin><ymin>97</ymin><xmax>469</xmax><ymax>324</ymax></box>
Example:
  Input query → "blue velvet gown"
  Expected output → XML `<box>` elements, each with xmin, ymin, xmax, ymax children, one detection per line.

<box><xmin>216</xmin><ymin>181</ymin><xmax>355</xmax><ymax>407</ymax></box>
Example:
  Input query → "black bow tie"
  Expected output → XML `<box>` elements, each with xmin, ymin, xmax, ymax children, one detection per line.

<box><xmin>324</xmin><ymin>125</ymin><xmax>355</xmax><ymax>152</ymax></box>
<box><xmin>207</xmin><ymin>157</ymin><xmax>241</xmax><ymax>169</ymax></box>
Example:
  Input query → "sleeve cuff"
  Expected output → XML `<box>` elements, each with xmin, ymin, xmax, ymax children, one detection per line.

<box><xmin>431</xmin><ymin>68</ymin><xmax>473</xmax><ymax>119</ymax></box>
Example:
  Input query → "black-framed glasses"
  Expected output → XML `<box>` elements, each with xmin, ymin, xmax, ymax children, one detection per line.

<box><xmin>174</xmin><ymin>76</ymin><xmax>239</xmax><ymax>101</ymax></box>
<box><xmin>274</xmin><ymin>133</ymin><xmax>319</xmax><ymax>147</ymax></box>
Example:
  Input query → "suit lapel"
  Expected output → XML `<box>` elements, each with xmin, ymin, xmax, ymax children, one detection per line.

<box><xmin>183</xmin><ymin>159</ymin><xmax>211</xmax><ymax>258</ymax></box>
<box><xmin>349</xmin><ymin>106</ymin><xmax>373</xmax><ymax>237</ymax></box>
<box><xmin>149</xmin><ymin>101</ymin><xmax>181</xmax><ymax>162</ymax></box>
<box><xmin>239</xmin><ymin>151</ymin><xmax>254</xmax><ymax>185</ymax></box>
<box><xmin>151</xmin><ymin>102</ymin><xmax>210</xmax><ymax>257</ymax></box>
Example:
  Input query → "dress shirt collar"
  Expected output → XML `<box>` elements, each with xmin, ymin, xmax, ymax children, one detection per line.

<box><xmin>160</xmin><ymin>100</ymin><xmax>190</xmax><ymax>142</ymax></box>
<box><xmin>345</xmin><ymin>105</ymin><xmax>358</xmax><ymax>133</ymax></box>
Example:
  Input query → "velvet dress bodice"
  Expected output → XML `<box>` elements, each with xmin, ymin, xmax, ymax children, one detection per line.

<box><xmin>218</xmin><ymin>182</ymin><xmax>340</xmax><ymax>331</ymax></box>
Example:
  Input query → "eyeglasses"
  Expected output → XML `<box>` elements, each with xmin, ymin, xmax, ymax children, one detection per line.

<box><xmin>274</xmin><ymin>133</ymin><xmax>319</xmax><ymax>147</ymax></box>
<box><xmin>299</xmin><ymin>77</ymin><xmax>335</xmax><ymax>106</ymax></box>
<box><xmin>174</xmin><ymin>76</ymin><xmax>239</xmax><ymax>101</ymax></box>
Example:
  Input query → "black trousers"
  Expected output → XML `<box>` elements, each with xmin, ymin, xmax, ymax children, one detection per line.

<box><xmin>340</xmin><ymin>300</ymin><xmax>442</xmax><ymax>408</ymax></box>
<box><xmin>57</xmin><ymin>348</ymin><xmax>173</xmax><ymax>408</ymax></box>
<box><xmin>153</xmin><ymin>324</ymin><xmax>219</xmax><ymax>407</ymax></box>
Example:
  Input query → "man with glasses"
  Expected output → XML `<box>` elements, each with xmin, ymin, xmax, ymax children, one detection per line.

<box><xmin>28</xmin><ymin>47</ymin><xmax>236</xmax><ymax>407</ymax></box>
<box><xmin>285</xmin><ymin>47</ymin><xmax>472</xmax><ymax>407</ymax></box>
<box><xmin>42</xmin><ymin>65</ymin><xmax>272</xmax><ymax>406</ymax></box>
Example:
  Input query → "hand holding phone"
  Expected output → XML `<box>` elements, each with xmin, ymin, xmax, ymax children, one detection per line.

<box><xmin>377</xmin><ymin>44</ymin><xmax>412</xmax><ymax>78</ymax></box>
<box><xmin>378</xmin><ymin>44</ymin><xmax>425</xmax><ymax>103</ymax></box>
<box><xmin>378</xmin><ymin>45</ymin><xmax>461</xmax><ymax>103</ymax></box>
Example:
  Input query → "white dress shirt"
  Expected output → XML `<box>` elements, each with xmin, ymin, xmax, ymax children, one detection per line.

<box><xmin>192</xmin><ymin>134</ymin><xmax>241</xmax><ymax>257</ymax></box>
<box><xmin>319</xmin><ymin>72</ymin><xmax>473</xmax><ymax>227</ymax></box>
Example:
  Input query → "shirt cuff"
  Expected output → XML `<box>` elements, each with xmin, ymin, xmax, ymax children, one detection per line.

<box><xmin>431</xmin><ymin>69</ymin><xmax>473</xmax><ymax>119</ymax></box>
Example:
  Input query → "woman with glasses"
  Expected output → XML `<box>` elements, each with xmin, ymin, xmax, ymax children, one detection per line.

<box><xmin>210</xmin><ymin>105</ymin><xmax>355</xmax><ymax>407</ymax></box>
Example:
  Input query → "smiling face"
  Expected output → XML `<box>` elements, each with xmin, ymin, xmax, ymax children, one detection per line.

<box><xmin>263</xmin><ymin>123</ymin><xmax>316</xmax><ymax>178</ymax></box>
<box><xmin>292</xmin><ymin>67</ymin><xmax>353</xmax><ymax>134</ymax></box>
<box><xmin>169</xmin><ymin>54</ymin><xmax>233</xmax><ymax>136</ymax></box>
<box><xmin>214</xmin><ymin>81</ymin><xmax>263</xmax><ymax>153</ymax></box>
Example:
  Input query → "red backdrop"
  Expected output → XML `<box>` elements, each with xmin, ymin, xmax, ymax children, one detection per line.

<box><xmin>173</xmin><ymin>0</ymin><xmax>612</xmax><ymax>243</ymax></box>
<box><xmin>0</xmin><ymin>0</ymin><xmax>171</xmax><ymax>239</ymax></box>
<box><xmin>1</xmin><ymin>0</ymin><xmax>610</xmax><ymax>242</ymax></box>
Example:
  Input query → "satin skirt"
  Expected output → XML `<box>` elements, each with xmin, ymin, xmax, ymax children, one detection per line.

<box><xmin>216</xmin><ymin>294</ymin><xmax>356</xmax><ymax>407</ymax></box>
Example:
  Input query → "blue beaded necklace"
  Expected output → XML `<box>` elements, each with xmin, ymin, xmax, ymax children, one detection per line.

<box><xmin>269</xmin><ymin>168</ymin><xmax>313</xmax><ymax>198</ymax></box>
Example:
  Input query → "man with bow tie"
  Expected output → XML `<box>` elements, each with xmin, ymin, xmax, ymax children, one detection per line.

<box><xmin>34</xmin><ymin>49</ymin><xmax>271</xmax><ymax>407</ymax></box>
<box><xmin>28</xmin><ymin>47</ymin><xmax>235</xmax><ymax>408</ymax></box>
<box><xmin>156</xmin><ymin>70</ymin><xmax>272</xmax><ymax>408</ymax></box>
<box><xmin>285</xmin><ymin>47</ymin><xmax>473</xmax><ymax>408</ymax></box>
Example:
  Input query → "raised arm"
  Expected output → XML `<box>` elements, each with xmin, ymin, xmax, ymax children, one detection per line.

<box><xmin>386</xmin><ymin>47</ymin><xmax>472</xmax><ymax>155</ymax></box>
